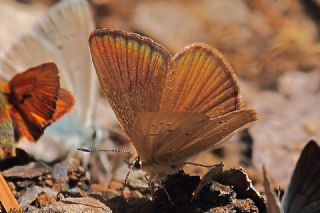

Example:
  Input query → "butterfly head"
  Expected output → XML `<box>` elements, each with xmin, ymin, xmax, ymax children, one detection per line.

<box><xmin>125</xmin><ymin>152</ymin><xmax>142</xmax><ymax>170</ymax></box>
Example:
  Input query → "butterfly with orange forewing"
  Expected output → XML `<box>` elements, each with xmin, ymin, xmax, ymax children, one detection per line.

<box><xmin>89</xmin><ymin>29</ymin><xmax>257</xmax><ymax>183</ymax></box>
<box><xmin>0</xmin><ymin>63</ymin><xmax>73</xmax><ymax>158</ymax></box>
<box><xmin>0</xmin><ymin>0</ymin><xmax>115</xmax><ymax>170</ymax></box>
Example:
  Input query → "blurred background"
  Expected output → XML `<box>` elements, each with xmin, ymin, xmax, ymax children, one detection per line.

<box><xmin>1</xmin><ymin>0</ymin><xmax>319</xmax><ymax>191</ymax></box>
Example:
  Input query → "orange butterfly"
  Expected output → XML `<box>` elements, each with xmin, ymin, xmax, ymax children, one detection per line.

<box><xmin>0</xmin><ymin>62</ymin><xmax>74</xmax><ymax>158</ymax></box>
<box><xmin>89</xmin><ymin>29</ymin><xmax>257</xmax><ymax>183</ymax></box>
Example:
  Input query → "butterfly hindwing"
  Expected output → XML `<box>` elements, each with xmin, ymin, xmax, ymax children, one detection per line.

<box><xmin>172</xmin><ymin>109</ymin><xmax>257</xmax><ymax>162</ymax></box>
<box><xmin>51</xmin><ymin>88</ymin><xmax>75</xmax><ymax>123</ymax></box>
<box><xmin>132</xmin><ymin>112</ymin><xmax>206</xmax><ymax>163</ymax></box>
<box><xmin>132</xmin><ymin>111</ymin><xmax>257</xmax><ymax>164</ymax></box>
<box><xmin>90</xmin><ymin>29</ymin><xmax>172</xmax><ymax>137</ymax></box>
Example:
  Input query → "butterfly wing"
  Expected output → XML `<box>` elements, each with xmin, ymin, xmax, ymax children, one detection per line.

<box><xmin>0</xmin><ymin>33</ymin><xmax>53</xmax><ymax>81</ymax></box>
<box><xmin>32</xmin><ymin>0</ymin><xmax>96</xmax><ymax>126</ymax></box>
<box><xmin>132</xmin><ymin>112</ymin><xmax>206</xmax><ymax>163</ymax></box>
<box><xmin>89</xmin><ymin>29</ymin><xmax>172</xmax><ymax>137</ymax></box>
<box><xmin>0</xmin><ymin>0</ymin><xmax>95</xmax><ymax>130</ymax></box>
<box><xmin>9</xmin><ymin>63</ymin><xmax>60</xmax><ymax>141</ymax></box>
<box><xmin>161</xmin><ymin>43</ymin><xmax>242</xmax><ymax>117</ymax></box>
<box><xmin>282</xmin><ymin>140</ymin><xmax>320</xmax><ymax>213</ymax></box>
<box><xmin>51</xmin><ymin>88</ymin><xmax>75</xmax><ymax>122</ymax></box>
<box><xmin>8</xmin><ymin>63</ymin><xmax>65</xmax><ymax>141</ymax></box>
<box><xmin>171</xmin><ymin>109</ymin><xmax>257</xmax><ymax>162</ymax></box>
<box><xmin>132</xmin><ymin>110</ymin><xmax>257</xmax><ymax>165</ymax></box>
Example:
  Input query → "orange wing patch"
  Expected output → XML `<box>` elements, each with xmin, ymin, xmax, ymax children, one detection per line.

<box><xmin>8</xmin><ymin>62</ymin><xmax>73</xmax><ymax>142</ymax></box>
<box><xmin>51</xmin><ymin>88</ymin><xmax>74</xmax><ymax>122</ymax></box>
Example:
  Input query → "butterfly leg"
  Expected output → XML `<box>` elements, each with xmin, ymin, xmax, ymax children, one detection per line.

<box><xmin>114</xmin><ymin>164</ymin><xmax>133</xmax><ymax>211</ymax></box>
<box><xmin>144</xmin><ymin>175</ymin><xmax>157</xmax><ymax>201</ymax></box>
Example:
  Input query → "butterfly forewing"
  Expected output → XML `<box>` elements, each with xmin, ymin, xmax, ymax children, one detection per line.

<box><xmin>9</xmin><ymin>63</ymin><xmax>59</xmax><ymax>122</ymax></box>
<box><xmin>161</xmin><ymin>43</ymin><xmax>242</xmax><ymax>117</ymax></box>
<box><xmin>282</xmin><ymin>140</ymin><xmax>320</xmax><ymax>213</ymax></box>
<box><xmin>8</xmin><ymin>63</ymin><xmax>61</xmax><ymax>141</ymax></box>
<box><xmin>89</xmin><ymin>29</ymin><xmax>172</xmax><ymax>137</ymax></box>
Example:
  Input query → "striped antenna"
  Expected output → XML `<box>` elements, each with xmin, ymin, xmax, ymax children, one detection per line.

<box><xmin>77</xmin><ymin>147</ymin><xmax>133</xmax><ymax>156</ymax></box>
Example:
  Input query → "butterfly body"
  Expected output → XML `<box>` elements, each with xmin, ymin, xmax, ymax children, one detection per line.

<box><xmin>90</xmin><ymin>29</ymin><xmax>257</xmax><ymax>183</ymax></box>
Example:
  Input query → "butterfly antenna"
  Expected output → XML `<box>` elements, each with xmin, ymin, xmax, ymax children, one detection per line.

<box><xmin>77</xmin><ymin>147</ymin><xmax>133</xmax><ymax>156</ymax></box>
<box><xmin>184</xmin><ymin>161</ymin><xmax>219</xmax><ymax>168</ymax></box>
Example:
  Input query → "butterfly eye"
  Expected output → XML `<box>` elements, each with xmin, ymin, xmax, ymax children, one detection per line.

<box><xmin>133</xmin><ymin>158</ymin><xmax>142</xmax><ymax>169</ymax></box>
